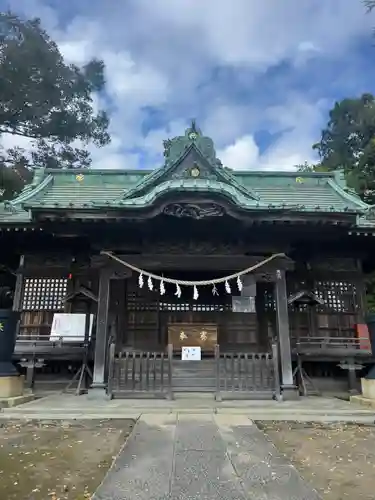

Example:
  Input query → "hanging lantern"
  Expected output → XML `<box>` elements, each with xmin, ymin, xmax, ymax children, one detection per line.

<box><xmin>138</xmin><ymin>273</ymin><xmax>144</xmax><ymax>288</ymax></box>
<box><xmin>193</xmin><ymin>285</ymin><xmax>199</xmax><ymax>300</ymax></box>
<box><xmin>225</xmin><ymin>280</ymin><xmax>231</xmax><ymax>294</ymax></box>
<box><xmin>147</xmin><ymin>276</ymin><xmax>153</xmax><ymax>291</ymax></box>
<box><xmin>237</xmin><ymin>275</ymin><xmax>243</xmax><ymax>292</ymax></box>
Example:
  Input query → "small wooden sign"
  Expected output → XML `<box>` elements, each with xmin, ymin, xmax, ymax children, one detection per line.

<box><xmin>168</xmin><ymin>323</ymin><xmax>217</xmax><ymax>351</ymax></box>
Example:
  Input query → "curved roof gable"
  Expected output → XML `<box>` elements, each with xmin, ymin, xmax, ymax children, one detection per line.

<box><xmin>123</xmin><ymin>121</ymin><xmax>259</xmax><ymax>202</ymax></box>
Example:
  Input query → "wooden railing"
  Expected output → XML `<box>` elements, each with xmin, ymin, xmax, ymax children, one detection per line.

<box><xmin>214</xmin><ymin>343</ymin><xmax>281</xmax><ymax>400</ymax></box>
<box><xmin>295</xmin><ymin>336</ymin><xmax>372</xmax><ymax>356</ymax></box>
<box><xmin>107</xmin><ymin>343</ymin><xmax>173</xmax><ymax>399</ymax></box>
<box><xmin>107</xmin><ymin>342</ymin><xmax>281</xmax><ymax>400</ymax></box>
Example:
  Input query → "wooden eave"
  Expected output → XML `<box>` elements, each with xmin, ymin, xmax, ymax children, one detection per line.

<box><xmin>27</xmin><ymin>205</ymin><xmax>359</xmax><ymax>226</ymax></box>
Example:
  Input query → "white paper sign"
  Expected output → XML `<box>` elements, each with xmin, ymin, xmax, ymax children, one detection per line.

<box><xmin>50</xmin><ymin>313</ymin><xmax>94</xmax><ymax>342</ymax></box>
<box><xmin>181</xmin><ymin>346</ymin><xmax>201</xmax><ymax>361</ymax></box>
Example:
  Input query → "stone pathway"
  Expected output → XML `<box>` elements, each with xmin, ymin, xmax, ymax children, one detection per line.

<box><xmin>93</xmin><ymin>414</ymin><xmax>322</xmax><ymax>500</ymax></box>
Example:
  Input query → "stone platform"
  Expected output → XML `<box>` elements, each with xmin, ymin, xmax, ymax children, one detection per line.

<box><xmin>1</xmin><ymin>392</ymin><xmax>374</xmax><ymax>423</ymax></box>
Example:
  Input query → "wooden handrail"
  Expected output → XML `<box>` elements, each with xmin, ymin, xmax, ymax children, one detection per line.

<box><xmin>296</xmin><ymin>336</ymin><xmax>371</xmax><ymax>353</ymax></box>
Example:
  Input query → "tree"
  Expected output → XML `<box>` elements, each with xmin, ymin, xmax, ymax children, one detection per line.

<box><xmin>364</xmin><ymin>1</ymin><xmax>375</xmax><ymax>13</ymax></box>
<box><xmin>296</xmin><ymin>161</ymin><xmax>329</xmax><ymax>173</ymax></box>
<box><xmin>0</xmin><ymin>11</ymin><xmax>110</xmax><ymax>180</ymax></box>
<box><xmin>312</xmin><ymin>93</ymin><xmax>375</xmax><ymax>203</ymax></box>
<box><xmin>0</xmin><ymin>162</ymin><xmax>33</xmax><ymax>201</ymax></box>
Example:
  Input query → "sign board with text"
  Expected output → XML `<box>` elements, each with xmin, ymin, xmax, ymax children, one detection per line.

<box><xmin>181</xmin><ymin>346</ymin><xmax>201</xmax><ymax>361</ymax></box>
<box><xmin>50</xmin><ymin>313</ymin><xmax>94</xmax><ymax>342</ymax></box>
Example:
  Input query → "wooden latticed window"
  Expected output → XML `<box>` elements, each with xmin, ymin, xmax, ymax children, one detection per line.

<box><xmin>314</xmin><ymin>281</ymin><xmax>357</xmax><ymax>313</ymax></box>
<box><xmin>22</xmin><ymin>278</ymin><xmax>68</xmax><ymax>311</ymax></box>
<box><xmin>18</xmin><ymin>278</ymin><xmax>69</xmax><ymax>340</ymax></box>
<box><xmin>314</xmin><ymin>280</ymin><xmax>358</xmax><ymax>338</ymax></box>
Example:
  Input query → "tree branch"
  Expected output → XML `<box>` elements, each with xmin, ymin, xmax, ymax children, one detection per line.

<box><xmin>0</xmin><ymin>126</ymin><xmax>40</xmax><ymax>139</ymax></box>
<box><xmin>364</xmin><ymin>0</ymin><xmax>375</xmax><ymax>13</ymax></box>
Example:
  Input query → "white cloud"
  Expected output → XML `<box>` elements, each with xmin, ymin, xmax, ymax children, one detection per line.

<box><xmin>126</xmin><ymin>0</ymin><xmax>370</xmax><ymax>68</ymax></box>
<box><xmin>218</xmin><ymin>136</ymin><xmax>260</xmax><ymax>171</ymax></box>
<box><xmin>2</xmin><ymin>0</ymin><xmax>373</xmax><ymax>171</ymax></box>
<box><xmin>218</xmin><ymin>97</ymin><xmax>326</xmax><ymax>170</ymax></box>
<box><xmin>103</xmin><ymin>51</ymin><xmax>169</xmax><ymax>108</ymax></box>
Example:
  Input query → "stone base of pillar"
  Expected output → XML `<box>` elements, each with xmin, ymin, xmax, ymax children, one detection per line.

<box><xmin>87</xmin><ymin>384</ymin><xmax>110</xmax><ymax>401</ymax></box>
<box><xmin>350</xmin><ymin>378</ymin><xmax>375</xmax><ymax>408</ymax></box>
<box><xmin>0</xmin><ymin>375</ymin><xmax>24</xmax><ymax>399</ymax></box>
<box><xmin>281</xmin><ymin>384</ymin><xmax>300</xmax><ymax>400</ymax></box>
<box><xmin>361</xmin><ymin>377</ymin><xmax>375</xmax><ymax>399</ymax></box>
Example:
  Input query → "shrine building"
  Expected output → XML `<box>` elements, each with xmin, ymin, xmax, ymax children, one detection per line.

<box><xmin>1</xmin><ymin>122</ymin><xmax>374</xmax><ymax>400</ymax></box>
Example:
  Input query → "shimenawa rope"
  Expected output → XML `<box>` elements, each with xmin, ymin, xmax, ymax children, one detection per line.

<box><xmin>101</xmin><ymin>251</ymin><xmax>285</xmax><ymax>287</ymax></box>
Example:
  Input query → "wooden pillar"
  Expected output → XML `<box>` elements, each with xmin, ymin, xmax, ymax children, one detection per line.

<box><xmin>12</xmin><ymin>254</ymin><xmax>24</xmax><ymax>349</ymax></box>
<box><xmin>275</xmin><ymin>269</ymin><xmax>299</xmax><ymax>400</ymax></box>
<box><xmin>0</xmin><ymin>256</ymin><xmax>24</xmax><ymax>378</ymax></box>
<box><xmin>12</xmin><ymin>255</ymin><xmax>24</xmax><ymax>313</ymax></box>
<box><xmin>88</xmin><ymin>267</ymin><xmax>111</xmax><ymax>399</ymax></box>
<box><xmin>355</xmin><ymin>260</ymin><xmax>366</xmax><ymax>323</ymax></box>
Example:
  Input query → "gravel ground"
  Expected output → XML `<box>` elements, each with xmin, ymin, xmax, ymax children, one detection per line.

<box><xmin>0</xmin><ymin>418</ymin><xmax>135</xmax><ymax>500</ymax></box>
<box><xmin>258</xmin><ymin>421</ymin><xmax>375</xmax><ymax>500</ymax></box>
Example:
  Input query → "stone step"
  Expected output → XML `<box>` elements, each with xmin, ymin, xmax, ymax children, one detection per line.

<box><xmin>1</xmin><ymin>410</ymin><xmax>374</xmax><ymax>423</ymax></box>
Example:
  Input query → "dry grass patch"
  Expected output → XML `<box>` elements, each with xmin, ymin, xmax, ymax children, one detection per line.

<box><xmin>258</xmin><ymin>421</ymin><xmax>375</xmax><ymax>500</ymax></box>
<box><xmin>0</xmin><ymin>418</ymin><xmax>134</xmax><ymax>500</ymax></box>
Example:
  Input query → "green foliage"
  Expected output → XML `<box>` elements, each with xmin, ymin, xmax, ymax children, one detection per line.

<box><xmin>296</xmin><ymin>161</ymin><xmax>330</xmax><ymax>173</ymax></box>
<box><xmin>364</xmin><ymin>0</ymin><xmax>375</xmax><ymax>13</ymax></box>
<box><xmin>312</xmin><ymin>93</ymin><xmax>375</xmax><ymax>204</ymax></box>
<box><xmin>0</xmin><ymin>11</ymin><xmax>110</xmax><ymax>176</ymax></box>
<box><xmin>0</xmin><ymin>162</ymin><xmax>33</xmax><ymax>201</ymax></box>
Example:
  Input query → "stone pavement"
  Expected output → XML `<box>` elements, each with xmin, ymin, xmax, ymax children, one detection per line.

<box><xmin>93</xmin><ymin>414</ymin><xmax>322</xmax><ymax>500</ymax></box>
<box><xmin>2</xmin><ymin>393</ymin><xmax>375</xmax><ymax>423</ymax></box>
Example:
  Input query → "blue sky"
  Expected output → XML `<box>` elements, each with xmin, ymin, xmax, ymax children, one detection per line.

<box><xmin>1</xmin><ymin>0</ymin><xmax>375</xmax><ymax>170</ymax></box>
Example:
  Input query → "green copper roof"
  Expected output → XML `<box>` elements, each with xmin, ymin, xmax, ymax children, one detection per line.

<box><xmin>0</xmin><ymin>122</ymin><xmax>372</xmax><ymax>226</ymax></box>
<box><xmin>0</xmin><ymin>168</ymin><xmax>371</xmax><ymax>224</ymax></box>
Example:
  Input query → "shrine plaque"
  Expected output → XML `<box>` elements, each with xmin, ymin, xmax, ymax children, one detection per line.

<box><xmin>168</xmin><ymin>323</ymin><xmax>217</xmax><ymax>351</ymax></box>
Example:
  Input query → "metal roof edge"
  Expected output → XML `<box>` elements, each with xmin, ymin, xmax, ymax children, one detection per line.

<box><xmin>327</xmin><ymin>178</ymin><xmax>369</xmax><ymax>211</ymax></box>
<box><xmin>6</xmin><ymin>174</ymin><xmax>54</xmax><ymax>208</ymax></box>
